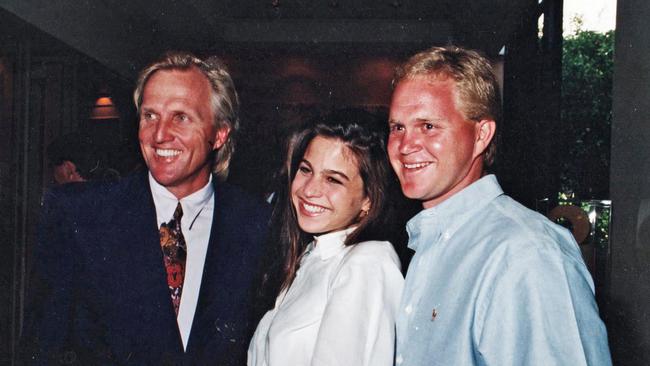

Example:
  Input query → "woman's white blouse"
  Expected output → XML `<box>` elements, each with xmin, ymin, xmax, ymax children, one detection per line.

<box><xmin>247</xmin><ymin>229</ymin><xmax>404</xmax><ymax>366</ymax></box>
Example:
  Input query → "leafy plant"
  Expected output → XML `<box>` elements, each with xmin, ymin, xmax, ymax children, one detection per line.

<box><xmin>560</xmin><ymin>22</ymin><xmax>614</xmax><ymax>198</ymax></box>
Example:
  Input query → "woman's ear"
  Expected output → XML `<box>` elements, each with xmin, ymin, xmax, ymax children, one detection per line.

<box><xmin>360</xmin><ymin>197</ymin><xmax>371</xmax><ymax>218</ymax></box>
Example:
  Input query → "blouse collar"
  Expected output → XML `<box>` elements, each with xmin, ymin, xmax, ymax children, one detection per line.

<box><xmin>308</xmin><ymin>226</ymin><xmax>357</xmax><ymax>260</ymax></box>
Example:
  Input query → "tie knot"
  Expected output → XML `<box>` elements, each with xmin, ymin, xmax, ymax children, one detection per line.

<box><xmin>173</xmin><ymin>202</ymin><xmax>183</xmax><ymax>221</ymax></box>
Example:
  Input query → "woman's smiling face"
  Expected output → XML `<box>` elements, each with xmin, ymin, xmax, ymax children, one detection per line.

<box><xmin>291</xmin><ymin>136</ymin><xmax>370</xmax><ymax>235</ymax></box>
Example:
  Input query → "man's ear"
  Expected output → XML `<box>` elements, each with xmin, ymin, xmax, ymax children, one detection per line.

<box><xmin>62</xmin><ymin>160</ymin><xmax>76</xmax><ymax>175</ymax></box>
<box><xmin>63</xmin><ymin>161</ymin><xmax>84</xmax><ymax>182</ymax></box>
<box><xmin>473</xmin><ymin>119</ymin><xmax>496</xmax><ymax>159</ymax></box>
<box><xmin>212</xmin><ymin>126</ymin><xmax>232</xmax><ymax>150</ymax></box>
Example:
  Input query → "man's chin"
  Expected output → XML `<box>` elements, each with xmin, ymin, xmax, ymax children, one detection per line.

<box><xmin>149</xmin><ymin>169</ymin><xmax>180</xmax><ymax>186</ymax></box>
<box><xmin>400</xmin><ymin>183</ymin><xmax>428</xmax><ymax>199</ymax></box>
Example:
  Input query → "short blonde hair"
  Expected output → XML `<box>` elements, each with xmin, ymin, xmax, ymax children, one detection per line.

<box><xmin>133</xmin><ymin>51</ymin><xmax>240</xmax><ymax>180</ymax></box>
<box><xmin>393</xmin><ymin>46</ymin><xmax>500</xmax><ymax>166</ymax></box>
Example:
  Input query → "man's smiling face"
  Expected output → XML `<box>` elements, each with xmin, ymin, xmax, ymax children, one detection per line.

<box><xmin>138</xmin><ymin>67</ymin><xmax>229</xmax><ymax>199</ymax></box>
<box><xmin>387</xmin><ymin>75</ymin><xmax>484</xmax><ymax>209</ymax></box>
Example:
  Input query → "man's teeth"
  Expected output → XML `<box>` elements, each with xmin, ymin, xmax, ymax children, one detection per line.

<box><xmin>404</xmin><ymin>162</ymin><xmax>431</xmax><ymax>169</ymax></box>
<box><xmin>156</xmin><ymin>149</ymin><xmax>181</xmax><ymax>157</ymax></box>
<box><xmin>303</xmin><ymin>202</ymin><xmax>326</xmax><ymax>213</ymax></box>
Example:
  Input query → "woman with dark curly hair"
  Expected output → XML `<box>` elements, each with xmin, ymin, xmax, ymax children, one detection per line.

<box><xmin>248</xmin><ymin>110</ymin><xmax>404</xmax><ymax>366</ymax></box>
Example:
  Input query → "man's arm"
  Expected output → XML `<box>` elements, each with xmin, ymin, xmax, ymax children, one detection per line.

<box><xmin>474</xmin><ymin>248</ymin><xmax>611</xmax><ymax>366</ymax></box>
<box><xmin>21</xmin><ymin>189</ymin><xmax>76</xmax><ymax>364</ymax></box>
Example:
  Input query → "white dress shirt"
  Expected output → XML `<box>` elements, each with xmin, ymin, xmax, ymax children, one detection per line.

<box><xmin>149</xmin><ymin>173</ymin><xmax>214</xmax><ymax>350</ymax></box>
<box><xmin>247</xmin><ymin>228</ymin><xmax>404</xmax><ymax>366</ymax></box>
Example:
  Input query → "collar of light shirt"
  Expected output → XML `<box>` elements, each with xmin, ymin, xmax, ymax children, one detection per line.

<box><xmin>149</xmin><ymin>173</ymin><xmax>214</xmax><ymax>228</ymax></box>
<box><xmin>405</xmin><ymin>174</ymin><xmax>503</xmax><ymax>252</ymax></box>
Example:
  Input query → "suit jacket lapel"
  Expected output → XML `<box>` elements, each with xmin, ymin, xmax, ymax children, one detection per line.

<box><xmin>183</xmin><ymin>177</ymin><xmax>270</xmax><ymax>363</ymax></box>
<box><xmin>119</xmin><ymin>172</ymin><xmax>184</xmax><ymax>351</ymax></box>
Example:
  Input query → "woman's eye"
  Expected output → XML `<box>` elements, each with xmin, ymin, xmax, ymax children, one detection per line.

<box><xmin>298</xmin><ymin>165</ymin><xmax>311</xmax><ymax>174</ymax></box>
<box><xmin>326</xmin><ymin>176</ymin><xmax>342</xmax><ymax>185</ymax></box>
<box><xmin>424</xmin><ymin>123</ymin><xmax>434</xmax><ymax>129</ymax></box>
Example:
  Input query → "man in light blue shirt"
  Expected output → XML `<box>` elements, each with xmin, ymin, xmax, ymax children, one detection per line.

<box><xmin>387</xmin><ymin>46</ymin><xmax>611</xmax><ymax>365</ymax></box>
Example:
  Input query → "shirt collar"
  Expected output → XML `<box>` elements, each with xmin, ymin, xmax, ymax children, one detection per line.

<box><xmin>406</xmin><ymin>174</ymin><xmax>503</xmax><ymax>251</ymax></box>
<box><xmin>149</xmin><ymin>173</ymin><xmax>215</xmax><ymax>226</ymax></box>
<box><xmin>308</xmin><ymin>226</ymin><xmax>356</xmax><ymax>260</ymax></box>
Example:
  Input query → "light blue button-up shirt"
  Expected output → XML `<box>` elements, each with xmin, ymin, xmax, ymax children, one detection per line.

<box><xmin>395</xmin><ymin>175</ymin><xmax>611</xmax><ymax>366</ymax></box>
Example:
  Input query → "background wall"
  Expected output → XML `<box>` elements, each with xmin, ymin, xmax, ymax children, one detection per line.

<box><xmin>0</xmin><ymin>10</ymin><xmax>134</xmax><ymax>362</ymax></box>
<box><xmin>607</xmin><ymin>0</ymin><xmax>650</xmax><ymax>363</ymax></box>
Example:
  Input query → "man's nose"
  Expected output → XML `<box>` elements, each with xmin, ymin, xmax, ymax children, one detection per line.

<box><xmin>398</xmin><ymin>130</ymin><xmax>422</xmax><ymax>155</ymax></box>
<box><xmin>154</xmin><ymin>118</ymin><xmax>173</xmax><ymax>143</ymax></box>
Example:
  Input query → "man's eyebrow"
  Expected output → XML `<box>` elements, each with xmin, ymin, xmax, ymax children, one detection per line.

<box><xmin>139</xmin><ymin>107</ymin><xmax>155</xmax><ymax>114</ymax></box>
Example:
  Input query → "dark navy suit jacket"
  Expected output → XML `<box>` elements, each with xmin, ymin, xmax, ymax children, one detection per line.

<box><xmin>21</xmin><ymin>172</ymin><xmax>270</xmax><ymax>365</ymax></box>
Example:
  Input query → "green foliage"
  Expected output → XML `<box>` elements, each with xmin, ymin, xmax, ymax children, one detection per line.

<box><xmin>553</xmin><ymin>20</ymin><xmax>612</xmax><ymax>275</ymax></box>
<box><xmin>560</xmin><ymin>27</ymin><xmax>614</xmax><ymax>198</ymax></box>
<box><xmin>581</xmin><ymin>200</ymin><xmax>611</xmax><ymax>250</ymax></box>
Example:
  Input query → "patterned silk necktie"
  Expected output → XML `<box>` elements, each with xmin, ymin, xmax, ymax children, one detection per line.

<box><xmin>159</xmin><ymin>202</ymin><xmax>187</xmax><ymax>316</ymax></box>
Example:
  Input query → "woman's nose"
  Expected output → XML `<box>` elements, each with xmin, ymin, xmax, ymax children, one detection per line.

<box><xmin>302</xmin><ymin>176</ymin><xmax>323</xmax><ymax>197</ymax></box>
